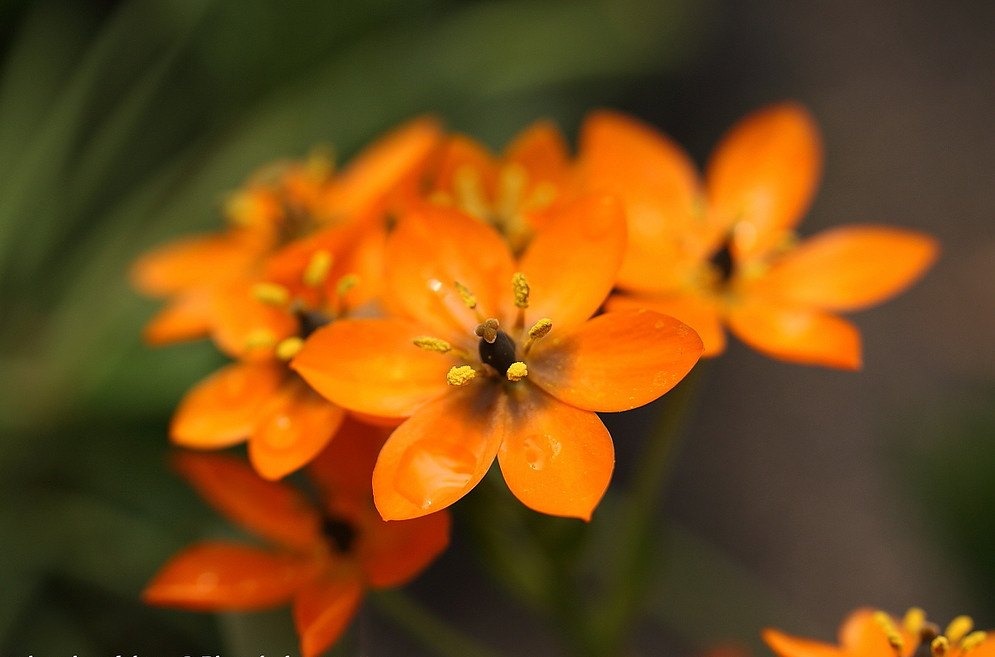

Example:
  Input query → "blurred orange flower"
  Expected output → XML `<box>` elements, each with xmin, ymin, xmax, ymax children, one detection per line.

<box><xmin>143</xmin><ymin>419</ymin><xmax>450</xmax><ymax>657</ymax></box>
<box><xmin>582</xmin><ymin>103</ymin><xmax>938</xmax><ymax>368</ymax></box>
<box><xmin>292</xmin><ymin>195</ymin><xmax>702</xmax><ymax>521</ymax></box>
<box><xmin>764</xmin><ymin>608</ymin><xmax>995</xmax><ymax>657</ymax></box>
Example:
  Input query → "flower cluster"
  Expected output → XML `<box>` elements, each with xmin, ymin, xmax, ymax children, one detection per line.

<box><xmin>134</xmin><ymin>105</ymin><xmax>936</xmax><ymax>655</ymax></box>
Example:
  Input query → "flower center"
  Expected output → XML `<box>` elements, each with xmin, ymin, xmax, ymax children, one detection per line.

<box><xmin>321</xmin><ymin>514</ymin><xmax>357</xmax><ymax>554</ymax></box>
<box><xmin>708</xmin><ymin>238</ymin><xmax>735</xmax><ymax>285</ymax></box>
<box><xmin>477</xmin><ymin>326</ymin><xmax>518</xmax><ymax>376</ymax></box>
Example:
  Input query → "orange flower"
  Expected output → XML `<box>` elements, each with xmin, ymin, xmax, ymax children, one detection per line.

<box><xmin>143</xmin><ymin>419</ymin><xmax>450</xmax><ymax>657</ymax></box>
<box><xmin>419</xmin><ymin>121</ymin><xmax>574</xmax><ymax>253</ymax></box>
<box><xmin>131</xmin><ymin>117</ymin><xmax>442</xmax><ymax>353</ymax></box>
<box><xmin>764</xmin><ymin>608</ymin><xmax>994</xmax><ymax>657</ymax></box>
<box><xmin>581</xmin><ymin>103</ymin><xmax>938</xmax><ymax>368</ymax></box>
<box><xmin>291</xmin><ymin>194</ymin><xmax>703</xmax><ymax>521</ymax></box>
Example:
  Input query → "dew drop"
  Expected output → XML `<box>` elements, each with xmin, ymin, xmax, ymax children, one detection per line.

<box><xmin>521</xmin><ymin>433</ymin><xmax>562</xmax><ymax>471</ymax></box>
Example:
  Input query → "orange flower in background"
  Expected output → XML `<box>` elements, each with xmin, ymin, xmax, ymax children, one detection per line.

<box><xmin>131</xmin><ymin>116</ymin><xmax>443</xmax><ymax>355</ymax></box>
<box><xmin>420</xmin><ymin>121</ymin><xmax>574</xmax><ymax>253</ymax></box>
<box><xmin>581</xmin><ymin>103</ymin><xmax>938</xmax><ymax>368</ymax></box>
<box><xmin>143</xmin><ymin>419</ymin><xmax>450</xmax><ymax>657</ymax></box>
<box><xmin>291</xmin><ymin>194</ymin><xmax>703</xmax><ymax>521</ymax></box>
<box><xmin>764</xmin><ymin>607</ymin><xmax>994</xmax><ymax>657</ymax></box>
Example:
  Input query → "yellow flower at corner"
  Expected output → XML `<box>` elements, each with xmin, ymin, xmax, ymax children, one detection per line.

<box><xmin>581</xmin><ymin>103</ymin><xmax>939</xmax><ymax>369</ymax></box>
<box><xmin>291</xmin><ymin>195</ymin><xmax>703</xmax><ymax>522</ymax></box>
<box><xmin>764</xmin><ymin>608</ymin><xmax>995</xmax><ymax>657</ymax></box>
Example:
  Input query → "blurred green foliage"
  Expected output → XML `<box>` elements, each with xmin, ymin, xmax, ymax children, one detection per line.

<box><xmin>0</xmin><ymin>0</ymin><xmax>714</xmax><ymax>654</ymax></box>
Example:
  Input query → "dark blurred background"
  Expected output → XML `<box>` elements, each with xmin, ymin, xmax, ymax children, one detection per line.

<box><xmin>1</xmin><ymin>0</ymin><xmax>992</xmax><ymax>655</ymax></box>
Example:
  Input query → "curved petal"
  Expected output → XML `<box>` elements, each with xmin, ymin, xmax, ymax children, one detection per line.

<box><xmin>427</xmin><ymin>135</ymin><xmax>499</xmax><ymax>202</ymax></box>
<box><xmin>291</xmin><ymin>318</ymin><xmax>451</xmax><ymax>418</ymax></box>
<box><xmin>210</xmin><ymin>282</ymin><xmax>300</xmax><ymax>361</ymax></box>
<box><xmin>762</xmin><ymin>628</ymin><xmax>846</xmax><ymax>657</ymax></box>
<box><xmin>249</xmin><ymin>379</ymin><xmax>347</xmax><ymax>481</ymax></box>
<box><xmin>505</xmin><ymin>120</ymin><xmax>570</xmax><ymax>183</ymax></box>
<box><xmin>293</xmin><ymin>575</ymin><xmax>365</xmax><ymax>657</ymax></box>
<box><xmin>838</xmin><ymin>609</ymin><xmax>906</xmax><ymax>657</ymax></box>
<box><xmin>498</xmin><ymin>388</ymin><xmax>614</xmax><ymax>520</ymax></box>
<box><xmin>142</xmin><ymin>293</ymin><xmax>213</xmax><ymax>345</ymax></box>
<box><xmin>579</xmin><ymin>110</ymin><xmax>702</xmax><ymax>291</ymax></box>
<box><xmin>142</xmin><ymin>541</ymin><xmax>315</xmax><ymax>611</ymax></box>
<box><xmin>384</xmin><ymin>206</ymin><xmax>515</xmax><ymax>334</ymax></box>
<box><xmin>307</xmin><ymin>417</ymin><xmax>391</xmax><ymax>501</ymax></box>
<box><xmin>606</xmin><ymin>291</ymin><xmax>727</xmax><ymax>357</ymax></box>
<box><xmin>753</xmin><ymin>226</ymin><xmax>939</xmax><ymax>311</ymax></box>
<box><xmin>372</xmin><ymin>383</ymin><xmax>505</xmax><ymax>520</ymax></box>
<box><xmin>517</xmin><ymin>193</ymin><xmax>628</xmax><ymax>331</ymax></box>
<box><xmin>130</xmin><ymin>232</ymin><xmax>256</xmax><ymax>296</ymax></box>
<box><xmin>529</xmin><ymin>309</ymin><xmax>703</xmax><ymax>412</ymax></box>
<box><xmin>361</xmin><ymin>510</ymin><xmax>451</xmax><ymax>588</ymax></box>
<box><xmin>726</xmin><ymin>300</ymin><xmax>862</xmax><ymax>369</ymax></box>
<box><xmin>170</xmin><ymin>362</ymin><xmax>286</xmax><ymax>449</ymax></box>
<box><xmin>706</xmin><ymin>103</ymin><xmax>823</xmax><ymax>259</ymax></box>
<box><xmin>173</xmin><ymin>451</ymin><xmax>321</xmax><ymax>550</ymax></box>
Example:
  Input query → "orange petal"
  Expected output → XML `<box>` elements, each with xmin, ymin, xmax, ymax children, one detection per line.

<box><xmin>384</xmin><ymin>206</ymin><xmax>515</xmax><ymax>335</ymax></box>
<box><xmin>361</xmin><ymin>509</ymin><xmax>451</xmax><ymax>588</ymax></box>
<box><xmin>706</xmin><ymin>103</ymin><xmax>822</xmax><ymax>259</ymax></box>
<box><xmin>517</xmin><ymin>193</ymin><xmax>627</xmax><ymax>331</ymax></box>
<box><xmin>326</xmin><ymin>115</ymin><xmax>443</xmax><ymax>218</ymax></box>
<box><xmin>142</xmin><ymin>541</ymin><xmax>315</xmax><ymax>611</ymax></box>
<box><xmin>372</xmin><ymin>383</ymin><xmax>505</xmax><ymax>520</ymax></box>
<box><xmin>249</xmin><ymin>379</ymin><xmax>347</xmax><ymax>481</ymax></box>
<box><xmin>838</xmin><ymin>609</ymin><xmax>904</xmax><ymax>657</ymax></box>
<box><xmin>752</xmin><ymin>226</ymin><xmax>939</xmax><ymax>311</ymax></box>
<box><xmin>173</xmin><ymin>451</ymin><xmax>321</xmax><ymax>550</ymax></box>
<box><xmin>307</xmin><ymin>417</ymin><xmax>391</xmax><ymax>501</ymax></box>
<box><xmin>529</xmin><ymin>309</ymin><xmax>703</xmax><ymax>412</ymax></box>
<box><xmin>291</xmin><ymin>318</ymin><xmax>451</xmax><ymax>418</ymax></box>
<box><xmin>210</xmin><ymin>281</ymin><xmax>300</xmax><ymax>361</ymax></box>
<box><xmin>726</xmin><ymin>300</ymin><xmax>861</xmax><ymax>369</ymax></box>
<box><xmin>606</xmin><ymin>291</ymin><xmax>727</xmax><ymax>357</ymax></box>
<box><xmin>130</xmin><ymin>232</ymin><xmax>257</xmax><ymax>296</ymax></box>
<box><xmin>171</xmin><ymin>362</ymin><xmax>287</xmax><ymax>449</ymax></box>
<box><xmin>142</xmin><ymin>293</ymin><xmax>213</xmax><ymax>345</ymax></box>
<box><xmin>762</xmin><ymin>628</ymin><xmax>847</xmax><ymax>657</ymax></box>
<box><xmin>579</xmin><ymin>110</ymin><xmax>702</xmax><ymax>291</ymax></box>
<box><xmin>427</xmin><ymin>135</ymin><xmax>499</xmax><ymax>201</ymax></box>
<box><xmin>505</xmin><ymin>120</ymin><xmax>570</xmax><ymax>184</ymax></box>
<box><xmin>293</xmin><ymin>576</ymin><xmax>365</xmax><ymax>657</ymax></box>
<box><xmin>497</xmin><ymin>388</ymin><xmax>613</xmax><ymax>520</ymax></box>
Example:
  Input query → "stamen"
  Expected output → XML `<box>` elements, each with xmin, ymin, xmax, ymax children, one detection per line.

<box><xmin>506</xmin><ymin>361</ymin><xmax>528</xmax><ymax>382</ymax></box>
<box><xmin>454</xmin><ymin>281</ymin><xmax>478</xmax><ymax>310</ymax></box>
<box><xmin>224</xmin><ymin>191</ymin><xmax>257</xmax><ymax>227</ymax></box>
<box><xmin>303</xmin><ymin>250</ymin><xmax>333</xmax><ymax>287</ymax></box>
<box><xmin>304</xmin><ymin>147</ymin><xmax>334</xmax><ymax>183</ymax></box>
<box><xmin>336</xmin><ymin>273</ymin><xmax>359</xmax><ymax>299</ymax></box>
<box><xmin>252</xmin><ymin>282</ymin><xmax>290</xmax><ymax>306</ymax></box>
<box><xmin>932</xmin><ymin>636</ymin><xmax>949</xmax><ymax>657</ymax></box>
<box><xmin>512</xmin><ymin>272</ymin><xmax>530</xmax><ymax>308</ymax></box>
<box><xmin>414</xmin><ymin>336</ymin><xmax>452</xmax><ymax>353</ymax></box>
<box><xmin>524</xmin><ymin>318</ymin><xmax>552</xmax><ymax>354</ymax></box>
<box><xmin>447</xmin><ymin>365</ymin><xmax>477</xmax><ymax>386</ymax></box>
<box><xmin>873</xmin><ymin>611</ymin><xmax>905</xmax><ymax>654</ymax></box>
<box><xmin>453</xmin><ymin>165</ymin><xmax>489</xmax><ymax>220</ymax></box>
<box><xmin>496</xmin><ymin>163</ymin><xmax>526</xmax><ymax>222</ymax></box>
<box><xmin>474</xmin><ymin>318</ymin><xmax>500</xmax><ymax>344</ymax></box>
<box><xmin>276</xmin><ymin>336</ymin><xmax>304</xmax><ymax>360</ymax></box>
<box><xmin>244</xmin><ymin>329</ymin><xmax>277</xmax><ymax>350</ymax></box>
<box><xmin>961</xmin><ymin>632</ymin><xmax>987</xmax><ymax>652</ymax></box>
<box><xmin>903</xmin><ymin>608</ymin><xmax>927</xmax><ymax>637</ymax></box>
<box><xmin>946</xmin><ymin>617</ymin><xmax>974</xmax><ymax>645</ymax></box>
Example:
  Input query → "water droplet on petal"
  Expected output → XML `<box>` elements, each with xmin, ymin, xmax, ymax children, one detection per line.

<box><xmin>262</xmin><ymin>413</ymin><xmax>297</xmax><ymax>450</ymax></box>
<box><xmin>395</xmin><ymin>439</ymin><xmax>477</xmax><ymax>509</ymax></box>
<box><xmin>521</xmin><ymin>433</ymin><xmax>562</xmax><ymax>471</ymax></box>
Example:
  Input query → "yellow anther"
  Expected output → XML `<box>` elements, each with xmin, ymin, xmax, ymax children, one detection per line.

<box><xmin>528</xmin><ymin>318</ymin><xmax>552</xmax><ymax>341</ymax></box>
<box><xmin>873</xmin><ymin>611</ymin><xmax>905</xmax><ymax>653</ymax></box>
<box><xmin>224</xmin><ymin>191</ymin><xmax>259</xmax><ymax>226</ymax></box>
<box><xmin>336</xmin><ymin>273</ymin><xmax>359</xmax><ymax>299</ymax></box>
<box><xmin>454</xmin><ymin>281</ymin><xmax>477</xmax><ymax>309</ymax></box>
<box><xmin>946</xmin><ymin>617</ymin><xmax>974</xmax><ymax>645</ymax></box>
<box><xmin>453</xmin><ymin>165</ymin><xmax>489</xmax><ymax>220</ymax></box>
<box><xmin>932</xmin><ymin>636</ymin><xmax>950</xmax><ymax>657</ymax></box>
<box><xmin>903</xmin><ymin>608</ymin><xmax>927</xmax><ymax>637</ymax></box>
<box><xmin>447</xmin><ymin>365</ymin><xmax>477</xmax><ymax>387</ymax></box>
<box><xmin>961</xmin><ymin>632</ymin><xmax>988</xmax><ymax>652</ymax></box>
<box><xmin>512</xmin><ymin>272</ymin><xmax>530</xmax><ymax>308</ymax></box>
<box><xmin>304</xmin><ymin>146</ymin><xmax>334</xmax><ymax>182</ymax></box>
<box><xmin>275</xmin><ymin>336</ymin><xmax>304</xmax><ymax>360</ymax></box>
<box><xmin>496</xmin><ymin>163</ymin><xmax>527</xmax><ymax>220</ymax></box>
<box><xmin>413</xmin><ymin>336</ymin><xmax>452</xmax><ymax>353</ymax></box>
<box><xmin>506</xmin><ymin>361</ymin><xmax>528</xmax><ymax>382</ymax></box>
<box><xmin>303</xmin><ymin>250</ymin><xmax>333</xmax><ymax>287</ymax></box>
<box><xmin>474</xmin><ymin>318</ymin><xmax>500</xmax><ymax>344</ymax></box>
<box><xmin>252</xmin><ymin>282</ymin><xmax>290</xmax><ymax>306</ymax></box>
<box><xmin>244</xmin><ymin>329</ymin><xmax>277</xmax><ymax>350</ymax></box>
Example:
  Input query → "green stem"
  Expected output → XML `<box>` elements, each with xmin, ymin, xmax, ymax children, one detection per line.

<box><xmin>590</xmin><ymin>363</ymin><xmax>709</xmax><ymax>656</ymax></box>
<box><xmin>372</xmin><ymin>590</ymin><xmax>510</xmax><ymax>657</ymax></box>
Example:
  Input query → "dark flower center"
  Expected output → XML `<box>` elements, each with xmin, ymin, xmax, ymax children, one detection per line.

<box><xmin>298</xmin><ymin>309</ymin><xmax>334</xmax><ymax>339</ymax></box>
<box><xmin>478</xmin><ymin>329</ymin><xmax>518</xmax><ymax>376</ymax></box>
<box><xmin>321</xmin><ymin>515</ymin><xmax>357</xmax><ymax>554</ymax></box>
<box><xmin>709</xmin><ymin>239</ymin><xmax>735</xmax><ymax>284</ymax></box>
